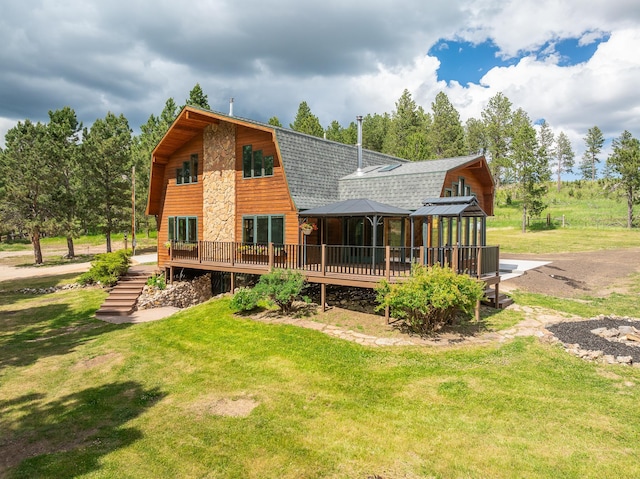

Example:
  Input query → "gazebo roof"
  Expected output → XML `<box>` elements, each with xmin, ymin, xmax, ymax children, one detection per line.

<box><xmin>301</xmin><ymin>198</ymin><xmax>411</xmax><ymax>217</ymax></box>
<box><xmin>411</xmin><ymin>196</ymin><xmax>487</xmax><ymax>218</ymax></box>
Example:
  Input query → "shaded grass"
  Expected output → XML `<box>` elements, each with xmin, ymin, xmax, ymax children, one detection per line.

<box><xmin>0</xmin><ymin>273</ymin><xmax>85</xmax><ymax>292</ymax></box>
<box><xmin>2</xmin><ymin>291</ymin><xmax>640</xmax><ymax>478</ymax></box>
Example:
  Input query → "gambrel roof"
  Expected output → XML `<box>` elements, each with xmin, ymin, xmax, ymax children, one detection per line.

<box><xmin>147</xmin><ymin>106</ymin><xmax>493</xmax><ymax>216</ymax></box>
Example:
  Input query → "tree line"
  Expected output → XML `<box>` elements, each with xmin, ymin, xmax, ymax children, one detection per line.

<box><xmin>283</xmin><ymin>90</ymin><xmax>639</xmax><ymax>231</ymax></box>
<box><xmin>0</xmin><ymin>84</ymin><xmax>210</xmax><ymax>263</ymax></box>
<box><xmin>1</xmin><ymin>84</ymin><xmax>638</xmax><ymax>264</ymax></box>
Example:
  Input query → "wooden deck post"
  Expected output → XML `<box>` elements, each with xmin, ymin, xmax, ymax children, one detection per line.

<box><xmin>198</xmin><ymin>240</ymin><xmax>202</xmax><ymax>263</ymax></box>
<box><xmin>268</xmin><ymin>242</ymin><xmax>274</xmax><ymax>269</ymax></box>
<box><xmin>419</xmin><ymin>246</ymin><xmax>424</xmax><ymax>266</ymax></box>
<box><xmin>385</xmin><ymin>245</ymin><xmax>391</xmax><ymax>280</ymax></box>
<box><xmin>475</xmin><ymin>300</ymin><xmax>480</xmax><ymax>322</ymax></box>
<box><xmin>321</xmin><ymin>283</ymin><xmax>326</xmax><ymax>312</ymax></box>
<box><xmin>385</xmin><ymin>305</ymin><xmax>390</xmax><ymax>323</ymax></box>
<box><xmin>453</xmin><ymin>245</ymin><xmax>459</xmax><ymax>272</ymax></box>
<box><xmin>477</xmin><ymin>247</ymin><xmax>483</xmax><ymax>278</ymax></box>
<box><xmin>230</xmin><ymin>272</ymin><xmax>235</xmax><ymax>293</ymax></box>
<box><xmin>321</xmin><ymin>244</ymin><xmax>326</xmax><ymax>276</ymax></box>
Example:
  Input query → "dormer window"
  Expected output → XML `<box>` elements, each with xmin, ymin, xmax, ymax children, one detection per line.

<box><xmin>243</xmin><ymin>145</ymin><xmax>274</xmax><ymax>178</ymax></box>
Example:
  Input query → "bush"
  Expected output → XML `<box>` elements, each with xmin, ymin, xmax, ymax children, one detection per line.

<box><xmin>146</xmin><ymin>272</ymin><xmax>166</xmax><ymax>290</ymax></box>
<box><xmin>78</xmin><ymin>250</ymin><xmax>131</xmax><ymax>287</ymax></box>
<box><xmin>230</xmin><ymin>268</ymin><xmax>307</xmax><ymax>314</ymax></box>
<box><xmin>230</xmin><ymin>287</ymin><xmax>261</xmax><ymax>312</ymax></box>
<box><xmin>376</xmin><ymin>264</ymin><xmax>485</xmax><ymax>334</ymax></box>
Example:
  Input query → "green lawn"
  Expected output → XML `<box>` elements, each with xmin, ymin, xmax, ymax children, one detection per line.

<box><xmin>2</xmin><ymin>282</ymin><xmax>640</xmax><ymax>478</ymax></box>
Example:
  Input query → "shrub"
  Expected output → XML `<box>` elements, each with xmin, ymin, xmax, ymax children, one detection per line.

<box><xmin>230</xmin><ymin>287</ymin><xmax>261</xmax><ymax>312</ymax></box>
<box><xmin>255</xmin><ymin>268</ymin><xmax>306</xmax><ymax>314</ymax></box>
<box><xmin>78</xmin><ymin>250</ymin><xmax>131</xmax><ymax>287</ymax></box>
<box><xmin>146</xmin><ymin>272</ymin><xmax>166</xmax><ymax>290</ymax></box>
<box><xmin>375</xmin><ymin>264</ymin><xmax>485</xmax><ymax>334</ymax></box>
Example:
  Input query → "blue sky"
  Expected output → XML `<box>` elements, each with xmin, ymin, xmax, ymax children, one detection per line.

<box><xmin>429</xmin><ymin>34</ymin><xmax>611</xmax><ymax>86</ymax></box>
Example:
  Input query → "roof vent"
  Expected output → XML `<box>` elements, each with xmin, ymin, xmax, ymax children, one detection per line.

<box><xmin>229</xmin><ymin>97</ymin><xmax>234</xmax><ymax>116</ymax></box>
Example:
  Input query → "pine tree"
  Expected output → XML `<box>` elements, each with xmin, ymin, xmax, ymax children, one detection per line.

<box><xmin>429</xmin><ymin>91</ymin><xmax>465</xmax><ymax>158</ymax></box>
<box><xmin>554</xmin><ymin>131</ymin><xmax>574</xmax><ymax>192</ymax></box>
<box><xmin>606</xmin><ymin>130</ymin><xmax>640</xmax><ymax>228</ymax></box>
<box><xmin>383</xmin><ymin>89</ymin><xmax>431</xmax><ymax>160</ymax></box>
<box><xmin>268</xmin><ymin>116</ymin><xmax>283</xmax><ymax>127</ymax></box>
<box><xmin>47</xmin><ymin>107</ymin><xmax>82</xmax><ymax>257</ymax></box>
<box><xmin>536</xmin><ymin>120</ymin><xmax>554</xmax><ymax>189</ymax></box>
<box><xmin>290</xmin><ymin>101</ymin><xmax>323</xmax><ymax>137</ymax></box>
<box><xmin>464</xmin><ymin>117</ymin><xmax>487</xmax><ymax>155</ymax></box>
<box><xmin>362</xmin><ymin>113</ymin><xmax>390</xmax><ymax>152</ymax></box>
<box><xmin>185</xmin><ymin>83</ymin><xmax>210</xmax><ymax>110</ymax></box>
<box><xmin>0</xmin><ymin>120</ymin><xmax>54</xmax><ymax>263</ymax></box>
<box><xmin>580</xmin><ymin>126</ymin><xmax>604</xmax><ymax>180</ymax></box>
<box><xmin>511</xmin><ymin>109</ymin><xmax>549</xmax><ymax>232</ymax></box>
<box><xmin>82</xmin><ymin>113</ymin><xmax>133</xmax><ymax>252</ymax></box>
<box><xmin>482</xmin><ymin>92</ymin><xmax>513</xmax><ymax>187</ymax></box>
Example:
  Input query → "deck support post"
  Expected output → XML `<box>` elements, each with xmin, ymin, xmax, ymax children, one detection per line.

<box><xmin>385</xmin><ymin>245</ymin><xmax>391</xmax><ymax>280</ymax></box>
<box><xmin>169</xmin><ymin>266</ymin><xmax>174</xmax><ymax>284</ymax></box>
<box><xmin>385</xmin><ymin>305</ymin><xmax>390</xmax><ymax>323</ymax></box>
<box><xmin>321</xmin><ymin>283</ymin><xmax>326</xmax><ymax>312</ymax></box>
<box><xmin>477</xmin><ymin>247</ymin><xmax>483</xmax><ymax>278</ymax></box>
<box><xmin>321</xmin><ymin>244</ymin><xmax>326</xmax><ymax>276</ymax></box>
<box><xmin>230</xmin><ymin>272</ymin><xmax>235</xmax><ymax>293</ymax></box>
<box><xmin>268</xmin><ymin>242</ymin><xmax>274</xmax><ymax>270</ymax></box>
<box><xmin>494</xmin><ymin>283</ymin><xmax>499</xmax><ymax>309</ymax></box>
<box><xmin>453</xmin><ymin>244</ymin><xmax>459</xmax><ymax>272</ymax></box>
<box><xmin>475</xmin><ymin>300</ymin><xmax>480</xmax><ymax>322</ymax></box>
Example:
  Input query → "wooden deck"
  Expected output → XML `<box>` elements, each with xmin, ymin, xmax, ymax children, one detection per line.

<box><xmin>166</xmin><ymin>241</ymin><xmax>501</xmax><ymax>290</ymax></box>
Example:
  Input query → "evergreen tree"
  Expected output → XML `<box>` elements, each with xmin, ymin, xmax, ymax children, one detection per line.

<box><xmin>383</xmin><ymin>89</ymin><xmax>431</xmax><ymax>160</ymax></box>
<box><xmin>0</xmin><ymin>120</ymin><xmax>54</xmax><ymax>263</ymax></box>
<box><xmin>482</xmin><ymin>92</ymin><xmax>513</xmax><ymax>187</ymax></box>
<box><xmin>464</xmin><ymin>117</ymin><xmax>487</xmax><ymax>155</ymax></box>
<box><xmin>580</xmin><ymin>126</ymin><xmax>605</xmax><ymax>180</ymax></box>
<box><xmin>290</xmin><ymin>101</ymin><xmax>323</xmax><ymax>137</ymax></box>
<box><xmin>82</xmin><ymin>112</ymin><xmax>133</xmax><ymax>252</ymax></box>
<box><xmin>606</xmin><ymin>130</ymin><xmax>640</xmax><ymax>228</ymax></box>
<box><xmin>268</xmin><ymin>116</ymin><xmax>283</xmax><ymax>127</ymax></box>
<box><xmin>325</xmin><ymin>120</ymin><xmax>344</xmax><ymax>142</ymax></box>
<box><xmin>131</xmin><ymin>98</ymin><xmax>178</xmax><ymax>237</ymax></box>
<box><xmin>511</xmin><ymin>109</ymin><xmax>549</xmax><ymax>232</ymax></box>
<box><xmin>553</xmin><ymin>131</ymin><xmax>575</xmax><ymax>192</ymax></box>
<box><xmin>429</xmin><ymin>91</ymin><xmax>465</xmax><ymax>158</ymax></box>
<box><xmin>185</xmin><ymin>83</ymin><xmax>210</xmax><ymax>110</ymax></box>
<box><xmin>536</xmin><ymin>120</ymin><xmax>554</xmax><ymax>188</ymax></box>
<box><xmin>47</xmin><ymin>107</ymin><xmax>82</xmax><ymax>257</ymax></box>
<box><xmin>362</xmin><ymin>113</ymin><xmax>390</xmax><ymax>152</ymax></box>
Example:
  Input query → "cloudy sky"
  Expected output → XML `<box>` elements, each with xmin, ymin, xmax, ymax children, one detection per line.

<box><xmin>2</xmin><ymin>0</ymin><xmax>639</xmax><ymax>171</ymax></box>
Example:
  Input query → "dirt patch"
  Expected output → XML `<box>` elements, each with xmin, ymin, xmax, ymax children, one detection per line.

<box><xmin>72</xmin><ymin>352</ymin><xmax>123</xmax><ymax>370</ymax></box>
<box><xmin>501</xmin><ymin>248</ymin><xmax>640</xmax><ymax>298</ymax></box>
<box><xmin>188</xmin><ymin>395</ymin><xmax>259</xmax><ymax>418</ymax></box>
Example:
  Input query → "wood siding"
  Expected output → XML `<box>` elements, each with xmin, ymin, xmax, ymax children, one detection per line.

<box><xmin>443</xmin><ymin>161</ymin><xmax>494</xmax><ymax>216</ymax></box>
<box><xmin>157</xmin><ymin>135</ymin><xmax>204</xmax><ymax>267</ymax></box>
<box><xmin>234</xmin><ymin>126</ymin><xmax>299</xmax><ymax>244</ymax></box>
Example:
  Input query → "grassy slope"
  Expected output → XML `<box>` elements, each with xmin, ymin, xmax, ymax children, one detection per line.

<box><xmin>2</xmin><ymin>286</ymin><xmax>640</xmax><ymax>478</ymax></box>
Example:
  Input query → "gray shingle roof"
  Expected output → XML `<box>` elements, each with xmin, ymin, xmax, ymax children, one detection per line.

<box><xmin>338</xmin><ymin>155</ymin><xmax>483</xmax><ymax>210</ymax></box>
<box><xmin>301</xmin><ymin>198</ymin><xmax>411</xmax><ymax>217</ymax></box>
<box><xmin>274</xmin><ymin>128</ymin><xmax>406</xmax><ymax>210</ymax></box>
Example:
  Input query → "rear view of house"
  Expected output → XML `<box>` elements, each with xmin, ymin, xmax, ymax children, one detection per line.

<box><xmin>146</xmin><ymin>106</ymin><xmax>502</xmax><ymax>306</ymax></box>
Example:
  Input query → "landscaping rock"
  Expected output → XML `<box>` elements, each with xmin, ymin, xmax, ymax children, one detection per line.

<box><xmin>137</xmin><ymin>274</ymin><xmax>212</xmax><ymax>310</ymax></box>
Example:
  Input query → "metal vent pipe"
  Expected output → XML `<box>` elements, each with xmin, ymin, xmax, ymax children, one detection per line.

<box><xmin>229</xmin><ymin>97</ymin><xmax>234</xmax><ymax>116</ymax></box>
<box><xmin>356</xmin><ymin>115</ymin><xmax>363</xmax><ymax>176</ymax></box>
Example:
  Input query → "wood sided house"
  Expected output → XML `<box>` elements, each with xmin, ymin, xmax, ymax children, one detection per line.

<box><xmin>146</xmin><ymin>106</ymin><xmax>503</xmax><ymax>310</ymax></box>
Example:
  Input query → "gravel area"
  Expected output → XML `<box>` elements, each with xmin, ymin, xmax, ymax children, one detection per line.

<box><xmin>547</xmin><ymin>318</ymin><xmax>640</xmax><ymax>363</ymax></box>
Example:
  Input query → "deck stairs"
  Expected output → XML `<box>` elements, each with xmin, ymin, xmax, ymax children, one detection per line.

<box><xmin>482</xmin><ymin>286</ymin><xmax>514</xmax><ymax>309</ymax></box>
<box><xmin>95</xmin><ymin>266</ymin><xmax>154</xmax><ymax>317</ymax></box>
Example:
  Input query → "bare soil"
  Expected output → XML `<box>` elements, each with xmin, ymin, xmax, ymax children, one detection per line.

<box><xmin>501</xmin><ymin>248</ymin><xmax>640</xmax><ymax>298</ymax></box>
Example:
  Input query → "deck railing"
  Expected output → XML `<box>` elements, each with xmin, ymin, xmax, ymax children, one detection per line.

<box><xmin>170</xmin><ymin>241</ymin><xmax>500</xmax><ymax>280</ymax></box>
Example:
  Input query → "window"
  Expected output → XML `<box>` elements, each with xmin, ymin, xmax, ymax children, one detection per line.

<box><xmin>242</xmin><ymin>215</ymin><xmax>284</xmax><ymax>244</ymax></box>
<box><xmin>242</xmin><ymin>145</ymin><xmax>274</xmax><ymax>178</ymax></box>
<box><xmin>177</xmin><ymin>154</ymin><xmax>198</xmax><ymax>184</ymax></box>
<box><xmin>168</xmin><ymin>216</ymin><xmax>197</xmax><ymax>243</ymax></box>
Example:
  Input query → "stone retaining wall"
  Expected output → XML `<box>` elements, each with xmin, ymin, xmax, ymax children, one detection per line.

<box><xmin>137</xmin><ymin>274</ymin><xmax>212</xmax><ymax>310</ymax></box>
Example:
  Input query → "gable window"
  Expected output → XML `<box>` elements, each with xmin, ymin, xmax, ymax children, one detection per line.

<box><xmin>177</xmin><ymin>154</ymin><xmax>198</xmax><ymax>185</ymax></box>
<box><xmin>242</xmin><ymin>145</ymin><xmax>274</xmax><ymax>178</ymax></box>
<box><xmin>168</xmin><ymin>216</ymin><xmax>197</xmax><ymax>243</ymax></box>
<box><xmin>242</xmin><ymin>215</ymin><xmax>284</xmax><ymax>244</ymax></box>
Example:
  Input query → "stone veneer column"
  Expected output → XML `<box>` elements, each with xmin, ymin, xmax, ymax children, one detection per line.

<box><xmin>202</xmin><ymin>122</ymin><xmax>236</xmax><ymax>242</ymax></box>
